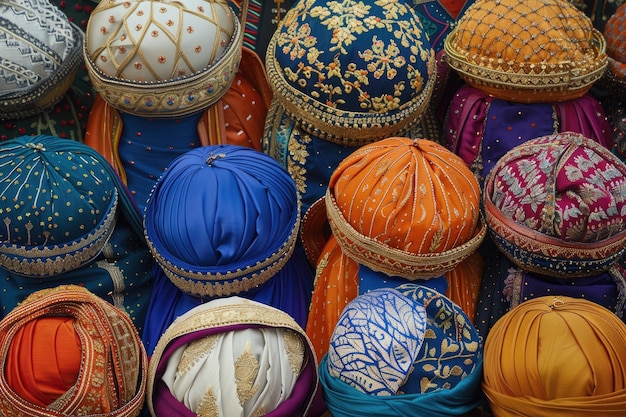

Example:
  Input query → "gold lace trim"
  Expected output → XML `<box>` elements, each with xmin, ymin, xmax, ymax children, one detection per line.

<box><xmin>484</xmin><ymin>196</ymin><xmax>626</xmax><ymax>277</ymax></box>
<box><xmin>265</xmin><ymin>43</ymin><xmax>437</xmax><ymax>147</ymax></box>
<box><xmin>444</xmin><ymin>28</ymin><xmax>607</xmax><ymax>102</ymax></box>
<box><xmin>84</xmin><ymin>2</ymin><xmax>248</xmax><ymax>118</ymax></box>
<box><xmin>147</xmin><ymin>300</ymin><xmax>317</xmax><ymax>416</ymax></box>
<box><xmin>0</xmin><ymin>190</ymin><xmax>118</xmax><ymax>277</ymax></box>
<box><xmin>0</xmin><ymin>285</ymin><xmax>147</xmax><ymax>417</ymax></box>
<box><xmin>325</xmin><ymin>187</ymin><xmax>487</xmax><ymax>278</ymax></box>
<box><xmin>145</xmin><ymin>208</ymin><xmax>299</xmax><ymax>297</ymax></box>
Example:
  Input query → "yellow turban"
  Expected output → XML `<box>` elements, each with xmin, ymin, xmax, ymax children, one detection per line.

<box><xmin>483</xmin><ymin>295</ymin><xmax>626</xmax><ymax>416</ymax></box>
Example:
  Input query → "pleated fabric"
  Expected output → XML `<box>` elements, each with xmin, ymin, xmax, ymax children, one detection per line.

<box><xmin>147</xmin><ymin>297</ymin><xmax>319</xmax><ymax>417</ymax></box>
<box><xmin>144</xmin><ymin>144</ymin><xmax>300</xmax><ymax>298</ymax></box>
<box><xmin>483</xmin><ymin>295</ymin><xmax>626</xmax><ymax>416</ymax></box>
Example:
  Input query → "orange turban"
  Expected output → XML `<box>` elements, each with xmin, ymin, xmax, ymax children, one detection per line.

<box><xmin>305</xmin><ymin>138</ymin><xmax>486</xmax><ymax>360</ymax></box>
<box><xmin>0</xmin><ymin>285</ymin><xmax>147</xmax><ymax>417</ymax></box>
<box><xmin>444</xmin><ymin>0</ymin><xmax>607</xmax><ymax>103</ymax></box>
<box><xmin>483</xmin><ymin>295</ymin><xmax>626</xmax><ymax>416</ymax></box>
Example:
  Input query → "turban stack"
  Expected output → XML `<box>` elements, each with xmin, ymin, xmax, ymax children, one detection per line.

<box><xmin>262</xmin><ymin>0</ymin><xmax>438</xmax><ymax>215</ymax></box>
<box><xmin>306</xmin><ymin>137</ymin><xmax>486</xmax><ymax>360</ymax></box>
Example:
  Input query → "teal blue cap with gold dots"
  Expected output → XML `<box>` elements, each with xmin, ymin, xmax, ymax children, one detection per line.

<box><xmin>0</xmin><ymin>135</ymin><xmax>119</xmax><ymax>277</ymax></box>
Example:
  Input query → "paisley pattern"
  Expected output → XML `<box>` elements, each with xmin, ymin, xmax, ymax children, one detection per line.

<box><xmin>484</xmin><ymin>132</ymin><xmax>626</xmax><ymax>278</ymax></box>
<box><xmin>489</xmin><ymin>135</ymin><xmax>626</xmax><ymax>242</ymax></box>
<box><xmin>327</xmin><ymin>288</ymin><xmax>428</xmax><ymax>396</ymax></box>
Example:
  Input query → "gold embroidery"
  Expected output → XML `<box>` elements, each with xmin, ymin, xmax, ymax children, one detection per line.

<box><xmin>177</xmin><ymin>335</ymin><xmax>218</xmax><ymax>376</ymax></box>
<box><xmin>0</xmin><ymin>285</ymin><xmax>147</xmax><ymax>417</ymax></box>
<box><xmin>85</xmin><ymin>0</ymin><xmax>246</xmax><ymax>117</ymax></box>
<box><xmin>264</xmin><ymin>0</ymin><xmax>436</xmax><ymax>146</ymax></box>
<box><xmin>283</xmin><ymin>329</ymin><xmax>305</xmax><ymax>375</ymax></box>
<box><xmin>250</xmin><ymin>405</ymin><xmax>266</xmax><ymax>417</ymax></box>
<box><xmin>147</xmin><ymin>300</ymin><xmax>318</xmax><ymax>416</ymax></box>
<box><xmin>287</xmin><ymin>130</ymin><xmax>312</xmax><ymax>196</ymax></box>
<box><xmin>146</xmin><ymin>210</ymin><xmax>300</xmax><ymax>297</ymax></box>
<box><xmin>235</xmin><ymin>341</ymin><xmax>260</xmax><ymax>406</ymax></box>
<box><xmin>326</xmin><ymin>186</ymin><xmax>487</xmax><ymax>278</ymax></box>
<box><xmin>0</xmin><ymin>191</ymin><xmax>119</xmax><ymax>277</ymax></box>
<box><xmin>197</xmin><ymin>386</ymin><xmax>219</xmax><ymax>417</ymax></box>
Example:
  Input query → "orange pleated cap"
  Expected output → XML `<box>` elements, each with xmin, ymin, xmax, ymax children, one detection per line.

<box><xmin>326</xmin><ymin>137</ymin><xmax>485</xmax><ymax>280</ymax></box>
<box><xmin>483</xmin><ymin>295</ymin><xmax>626</xmax><ymax>416</ymax></box>
<box><xmin>0</xmin><ymin>285</ymin><xmax>147</xmax><ymax>417</ymax></box>
<box><xmin>5</xmin><ymin>317</ymin><xmax>81</xmax><ymax>407</ymax></box>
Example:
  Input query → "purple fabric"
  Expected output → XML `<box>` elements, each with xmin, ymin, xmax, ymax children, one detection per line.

<box><xmin>481</xmin><ymin>99</ymin><xmax>554</xmax><ymax>179</ymax></box>
<box><xmin>444</xmin><ymin>84</ymin><xmax>492</xmax><ymax>168</ymax></box>
<box><xmin>444</xmin><ymin>85</ymin><xmax>614</xmax><ymax>182</ymax></box>
<box><xmin>508</xmin><ymin>268</ymin><xmax>626</xmax><ymax>317</ymax></box>
<box><xmin>554</xmin><ymin>94</ymin><xmax>613</xmax><ymax>149</ymax></box>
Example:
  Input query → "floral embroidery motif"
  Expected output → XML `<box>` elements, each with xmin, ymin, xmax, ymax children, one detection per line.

<box><xmin>275</xmin><ymin>0</ymin><xmax>428</xmax><ymax>114</ymax></box>
<box><xmin>283</xmin><ymin>329</ymin><xmax>305</xmax><ymax>375</ymax></box>
<box><xmin>287</xmin><ymin>129</ymin><xmax>311</xmax><ymax>196</ymax></box>
<box><xmin>396</xmin><ymin>284</ymin><xmax>481</xmax><ymax>394</ymax></box>
<box><xmin>490</xmin><ymin>134</ymin><xmax>626</xmax><ymax>243</ymax></box>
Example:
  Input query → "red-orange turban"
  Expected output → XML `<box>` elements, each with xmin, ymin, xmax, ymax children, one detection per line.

<box><xmin>0</xmin><ymin>285</ymin><xmax>147</xmax><ymax>416</ymax></box>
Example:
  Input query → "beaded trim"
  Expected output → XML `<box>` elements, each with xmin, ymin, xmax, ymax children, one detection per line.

<box><xmin>84</xmin><ymin>14</ymin><xmax>244</xmax><ymax>118</ymax></box>
<box><xmin>599</xmin><ymin>58</ymin><xmax>626</xmax><ymax>96</ymax></box>
<box><xmin>265</xmin><ymin>41</ymin><xmax>437</xmax><ymax>147</ymax></box>
<box><xmin>325</xmin><ymin>187</ymin><xmax>487</xmax><ymax>279</ymax></box>
<box><xmin>0</xmin><ymin>23</ymin><xmax>84</xmax><ymax>121</ymax></box>
<box><xmin>147</xmin><ymin>299</ymin><xmax>317</xmax><ymax>416</ymax></box>
<box><xmin>444</xmin><ymin>28</ymin><xmax>608</xmax><ymax>103</ymax></box>
<box><xmin>0</xmin><ymin>189</ymin><xmax>119</xmax><ymax>278</ymax></box>
<box><xmin>145</xmin><ymin>207</ymin><xmax>300</xmax><ymax>297</ymax></box>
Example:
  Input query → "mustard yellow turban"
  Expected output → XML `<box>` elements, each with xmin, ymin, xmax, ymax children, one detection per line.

<box><xmin>483</xmin><ymin>295</ymin><xmax>626</xmax><ymax>416</ymax></box>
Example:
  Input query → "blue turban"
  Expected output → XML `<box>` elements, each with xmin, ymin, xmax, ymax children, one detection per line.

<box><xmin>142</xmin><ymin>144</ymin><xmax>313</xmax><ymax>351</ymax></box>
<box><xmin>321</xmin><ymin>284</ymin><xmax>483</xmax><ymax>416</ymax></box>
